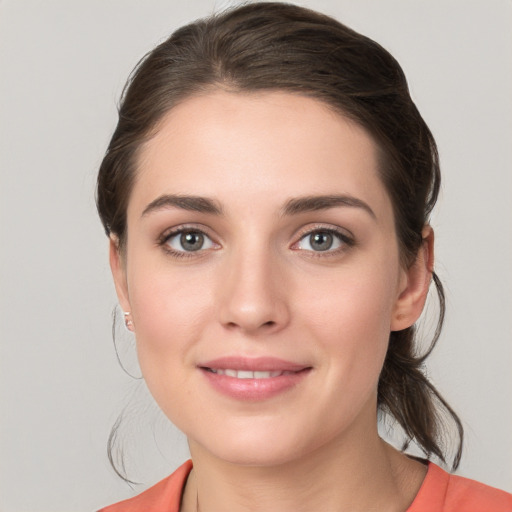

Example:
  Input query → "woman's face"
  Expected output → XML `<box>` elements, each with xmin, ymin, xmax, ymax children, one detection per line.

<box><xmin>111</xmin><ymin>91</ymin><xmax>427</xmax><ymax>466</ymax></box>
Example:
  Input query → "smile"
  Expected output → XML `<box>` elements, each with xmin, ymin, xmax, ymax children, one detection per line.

<box><xmin>199</xmin><ymin>357</ymin><xmax>311</xmax><ymax>401</ymax></box>
<box><xmin>205</xmin><ymin>368</ymin><xmax>297</xmax><ymax>379</ymax></box>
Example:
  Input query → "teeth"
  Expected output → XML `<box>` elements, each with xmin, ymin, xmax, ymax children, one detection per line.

<box><xmin>210</xmin><ymin>369</ymin><xmax>289</xmax><ymax>379</ymax></box>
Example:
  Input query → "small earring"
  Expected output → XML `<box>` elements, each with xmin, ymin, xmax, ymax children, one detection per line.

<box><xmin>124</xmin><ymin>311</ymin><xmax>134</xmax><ymax>332</ymax></box>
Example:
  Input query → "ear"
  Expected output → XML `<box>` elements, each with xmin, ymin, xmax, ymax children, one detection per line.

<box><xmin>109</xmin><ymin>236</ymin><xmax>132</xmax><ymax>315</ymax></box>
<box><xmin>391</xmin><ymin>226</ymin><xmax>434</xmax><ymax>332</ymax></box>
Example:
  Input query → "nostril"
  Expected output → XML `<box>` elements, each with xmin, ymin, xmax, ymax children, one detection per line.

<box><xmin>225</xmin><ymin>319</ymin><xmax>277</xmax><ymax>331</ymax></box>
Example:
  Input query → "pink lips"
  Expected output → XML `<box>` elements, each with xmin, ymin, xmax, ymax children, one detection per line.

<box><xmin>199</xmin><ymin>356</ymin><xmax>311</xmax><ymax>401</ymax></box>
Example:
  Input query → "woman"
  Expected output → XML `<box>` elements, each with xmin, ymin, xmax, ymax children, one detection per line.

<box><xmin>96</xmin><ymin>3</ymin><xmax>512</xmax><ymax>511</ymax></box>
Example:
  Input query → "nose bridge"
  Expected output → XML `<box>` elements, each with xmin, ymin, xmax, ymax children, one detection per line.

<box><xmin>218</xmin><ymin>236</ymin><xmax>289</xmax><ymax>333</ymax></box>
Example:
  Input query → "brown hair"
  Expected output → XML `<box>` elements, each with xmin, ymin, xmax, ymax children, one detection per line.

<box><xmin>97</xmin><ymin>2</ymin><xmax>463</xmax><ymax>472</ymax></box>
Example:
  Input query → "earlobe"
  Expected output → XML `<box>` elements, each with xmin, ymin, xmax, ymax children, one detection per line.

<box><xmin>391</xmin><ymin>226</ymin><xmax>434</xmax><ymax>332</ymax></box>
<box><xmin>109</xmin><ymin>236</ymin><xmax>131</xmax><ymax>315</ymax></box>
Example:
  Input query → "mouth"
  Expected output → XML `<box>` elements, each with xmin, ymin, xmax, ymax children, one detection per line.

<box><xmin>198</xmin><ymin>357</ymin><xmax>312</xmax><ymax>400</ymax></box>
<box><xmin>202</xmin><ymin>368</ymin><xmax>300</xmax><ymax>379</ymax></box>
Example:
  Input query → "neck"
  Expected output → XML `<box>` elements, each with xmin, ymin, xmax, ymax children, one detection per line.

<box><xmin>181</xmin><ymin>418</ymin><xmax>426</xmax><ymax>512</ymax></box>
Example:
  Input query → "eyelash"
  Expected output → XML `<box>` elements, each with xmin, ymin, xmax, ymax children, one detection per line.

<box><xmin>293</xmin><ymin>226</ymin><xmax>355</xmax><ymax>257</ymax></box>
<box><xmin>157</xmin><ymin>225</ymin><xmax>355</xmax><ymax>259</ymax></box>
<box><xmin>158</xmin><ymin>225</ymin><xmax>218</xmax><ymax>259</ymax></box>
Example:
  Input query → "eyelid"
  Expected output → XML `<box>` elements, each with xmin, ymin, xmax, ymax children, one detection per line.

<box><xmin>158</xmin><ymin>224</ymin><xmax>221</xmax><ymax>256</ymax></box>
<box><xmin>291</xmin><ymin>224</ymin><xmax>355</xmax><ymax>253</ymax></box>
<box><xmin>167</xmin><ymin>231</ymin><xmax>215</xmax><ymax>252</ymax></box>
<box><xmin>158</xmin><ymin>223</ymin><xmax>215</xmax><ymax>241</ymax></box>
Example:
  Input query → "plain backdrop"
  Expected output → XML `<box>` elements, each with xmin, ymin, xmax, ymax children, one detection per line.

<box><xmin>0</xmin><ymin>0</ymin><xmax>511</xmax><ymax>510</ymax></box>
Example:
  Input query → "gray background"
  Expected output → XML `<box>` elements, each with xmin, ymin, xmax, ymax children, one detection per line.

<box><xmin>0</xmin><ymin>0</ymin><xmax>511</xmax><ymax>510</ymax></box>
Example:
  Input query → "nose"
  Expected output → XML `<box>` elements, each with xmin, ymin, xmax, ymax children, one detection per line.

<box><xmin>217</xmin><ymin>245</ymin><xmax>290</xmax><ymax>335</ymax></box>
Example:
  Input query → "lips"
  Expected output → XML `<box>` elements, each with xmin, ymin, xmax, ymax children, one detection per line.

<box><xmin>199</xmin><ymin>357</ymin><xmax>311</xmax><ymax>400</ymax></box>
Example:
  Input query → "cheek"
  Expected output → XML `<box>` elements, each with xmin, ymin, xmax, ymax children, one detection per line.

<box><xmin>127</xmin><ymin>262</ymin><xmax>213</xmax><ymax>369</ymax></box>
<box><xmin>126</xmin><ymin>266</ymin><xmax>215</xmax><ymax>424</ymax></box>
<box><xmin>302</xmin><ymin>262</ymin><xmax>398</xmax><ymax>334</ymax></box>
<box><xmin>299</xmin><ymin>260</ymin><xmax>399</xmax><ymax>376</ymax></box>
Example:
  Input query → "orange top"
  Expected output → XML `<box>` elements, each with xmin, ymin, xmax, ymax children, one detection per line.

<box><xmin>408</xmin><ymin>462</ymin><xmax>512</xmax><ymax>512</ymax></box>
<box><xmin>98</xmin><ymin>459</ymin><xmax>512</xmax><ymax>512</ymax></box>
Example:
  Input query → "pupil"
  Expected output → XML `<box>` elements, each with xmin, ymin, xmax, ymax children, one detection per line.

<box><xmin>311</xmin><ymin>232</ymin><xmax>333</xmax><ymax>251</ymax></box>
<box><xmin>181</xmin><ymin>232</ymin><xmax>204</xmax><ymax>251</ymax></box>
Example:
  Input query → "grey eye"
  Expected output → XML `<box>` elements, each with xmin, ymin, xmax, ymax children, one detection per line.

<box><xmin>297</xmin><ymin>230</ymin><xmax>343</xmax><ymax>252</ymax></box>
<box><xmin>309</xmin><ymin>232</ymin><xmax>334</xmax><ymax>251</ymax></box>
<box><xmin>180</xmin><ymin>232</ymin><xmax>204</xmax><ymax>251</ymax></box>
<box><xmin>167</xmin><ymin>231</ymin><xmax>214</xmax><ymax>252</ymax></box>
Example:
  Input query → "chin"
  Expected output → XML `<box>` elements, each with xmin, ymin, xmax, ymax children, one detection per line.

<box><xmin>207</xmin><ymin>442</ymin><xmax>303</xmax><ymax>468</ymax></box>
<box><xmin>188</xmin><ymin>418</ymin><xmax>329</xmax><ymax>469</ymax></box>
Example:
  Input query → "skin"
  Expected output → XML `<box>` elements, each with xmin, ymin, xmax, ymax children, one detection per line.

<box><xmin>111</xmin><ymin>91</ymin><xmax>434</xmax><ymax>511</ymax></box>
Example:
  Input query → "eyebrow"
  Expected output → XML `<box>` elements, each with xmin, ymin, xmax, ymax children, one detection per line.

<box><xmin>141</xmin><ymin>193</ymin><xmax>375</xmax><ymax>220</ymax></box>
<box><xmin>141</xmin><ymin>194</ymin><xmax>223</xmax><ymax>217</ymax></box>
<box><xmin>282</xmin><ymin>194</ymin><xmax>376</xmax><ymax>219</ymax></box>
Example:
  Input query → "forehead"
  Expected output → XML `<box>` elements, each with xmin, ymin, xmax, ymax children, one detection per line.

<box><xmin>131</xmin><ymin>90</ymin><xmax>391</xmax><ymax>219</ymax></box>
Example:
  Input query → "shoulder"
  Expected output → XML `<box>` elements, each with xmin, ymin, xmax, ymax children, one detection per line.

<box><xmin>443</xmin><ymin>471</ymin><xmax>512</xmax><ymax>511</ymax></box>
<box><xmin>408</xmin><ymin>462</ymin><xmax>512</xmax><ymax>512</ymax></box>
<box><xmin>97</xmin><ymin>460</ymin><xmax>193</xmax><ymax>512</ymax></box>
